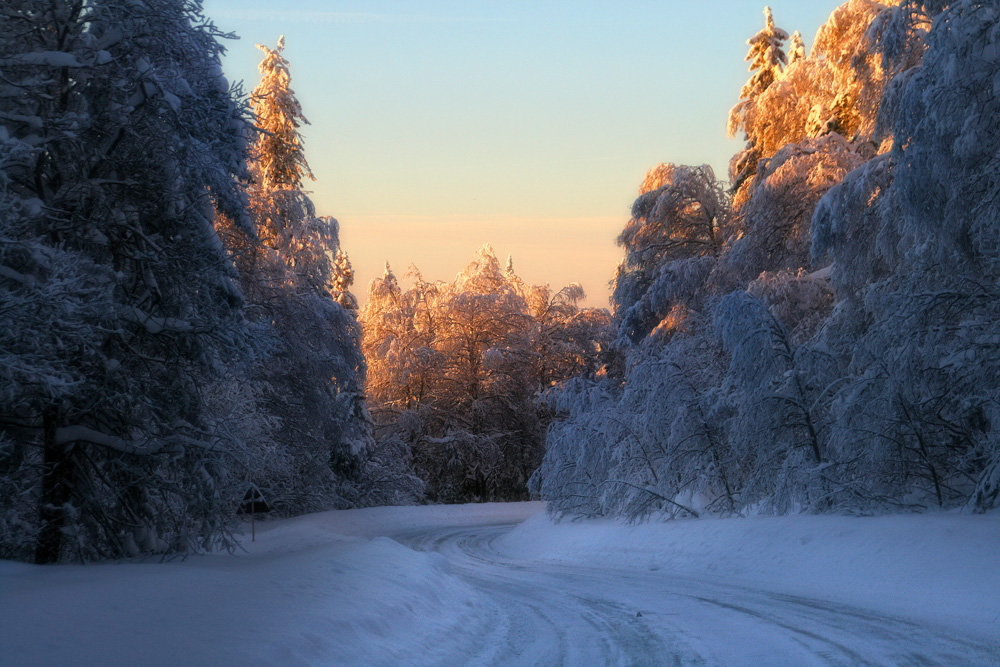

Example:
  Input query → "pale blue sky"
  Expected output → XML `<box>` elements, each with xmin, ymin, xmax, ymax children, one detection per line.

<box><xmin>203</xmin><ymin>0</ymin><xmax>844</xmax><ymax>306</ymax></box>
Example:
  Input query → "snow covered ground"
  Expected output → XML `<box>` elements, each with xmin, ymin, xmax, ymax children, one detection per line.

<box><xmin>2</xmin><ymin>502</ymin><xmax>998</xmax><ymax>665</ymax></box>
<box><xmin>497</xmin><ymin>510</ymin><xmax>1000</xmax><ymax>641</ymax></box>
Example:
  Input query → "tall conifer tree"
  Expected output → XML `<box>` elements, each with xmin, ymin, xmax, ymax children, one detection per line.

<box><xmin>217</xmin><ymin>37</ymin><xmax>369</xmax><ymax>515</ymax></box>
<box><xmin>251</xmin><ymin>36</ymin><xmax>313</xmax><ymax>191</ymax></box>
<box><xmin>728</xmin><ymin>7</ymin><xmax>790</xmax><ymax>190</ymax></box>
<box><xmin>0</xmin><ymin>0</ymin><xmax>252</xmax><ymax>562</ymax></box>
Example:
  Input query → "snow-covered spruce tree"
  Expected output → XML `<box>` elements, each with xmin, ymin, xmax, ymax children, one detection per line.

<box><xmin>249</xmin><ymin>36</ymin><xmax>312</xmax><ymax>190</ymax></box>
<box><xmin>0</xmin><ymin>0</ymin><xmax>254</xmax><ymax>562</ymax></box>
<box><xmin>0</xmin><ymin>128</ymin><xmax>111</xmax><ymax>560</ymax></box>
<box><xmin>214</xmin><ymin>37</ymin><xmax>369</xmax><ymax>515</ymax></box>
<box><xmin>727</xmin><ymin>6</ymin><xmax>789</xmax><ymax>193</ymax></box>
<box><xmin>788</xmin><ymin>30</ymin><xmax>806</xmax><ymax>65</ymax></box>
<box><xmin>331</xmin><ymin>249</ymin><xmax>359</xmax><ymax>311</ymax></box>
<box><xmin>246</xmin><ymin>37</ymin><xmax>339</xmax><ymax>295</ymax></box>
<box><xmin>812</xmin><ymin>0</ymin><xmax>1000</xmax><ymax>511</ymax></box>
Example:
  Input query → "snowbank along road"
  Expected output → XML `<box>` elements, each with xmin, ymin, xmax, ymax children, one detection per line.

<box><xmin>390</xmin><ymin>507</ymin><xmax>1000</xmax><ymax>666</ymax></box>
<box><xmin>2</xmin><ymin>502</ymin><xmax>999</xmax><ymax>665</ymax></box>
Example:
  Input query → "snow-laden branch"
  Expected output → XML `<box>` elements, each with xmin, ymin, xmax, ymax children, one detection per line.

<box><xmin>53</xmin><ymin>425</ymin><xmax>219</xmax><ymax>455</ymax></box>
<box><xmin>122</xmin><ymin>306</ymin><xmax>205</xmax><ymax>334</ymax></box>
<box><xmin>54</xmin><ymin>425</ymin><xmax>163</xmax><ymax>455</ymax></box>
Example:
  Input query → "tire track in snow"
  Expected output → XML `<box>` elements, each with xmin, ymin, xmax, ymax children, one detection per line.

<box><xmin>392</xmin><ymin>521</ymin><xmax>1000</xmax><ymax>665</ymax></box>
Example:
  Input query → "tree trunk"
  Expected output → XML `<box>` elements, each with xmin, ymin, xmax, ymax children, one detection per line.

<box><xmin>35</xmin><ymin>410</ymin><xmax>72</xmax><ymax>564</ymax></box>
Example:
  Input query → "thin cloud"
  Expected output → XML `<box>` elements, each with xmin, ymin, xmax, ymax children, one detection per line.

<box><xmin>211</xmin><ymin>10</ymin><xmax>507</xmax><ymax>25</ymax></box>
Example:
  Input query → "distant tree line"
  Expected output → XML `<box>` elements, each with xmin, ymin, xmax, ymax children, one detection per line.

<box><xmin>360</xmin><ymin>247</ymin><xmax>610</xmax><ymax>503</ymax></box>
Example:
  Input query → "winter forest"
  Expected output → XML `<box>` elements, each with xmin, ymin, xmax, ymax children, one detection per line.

<box><xmin>2</xmin><ymin>0</ymin><xmax>1000</xmax><ymax>567</ymax></box>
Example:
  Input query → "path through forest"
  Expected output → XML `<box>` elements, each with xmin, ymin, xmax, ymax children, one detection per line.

<box><xmin>394</xmin><ymin>511</ymin><xmax>1000</xmax><ymax>665</ymax></box>
<box><xmin>2</xmin><ymin>503</ymin><xmax>999</xmax><ymax>665</ymax></box>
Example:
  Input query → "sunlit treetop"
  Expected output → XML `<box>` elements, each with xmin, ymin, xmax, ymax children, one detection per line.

<box><xmin>331</xmin><ymin>249</ymin><xmax>358</xmax><ymax>310</ymax></box>
<box><xmin>789</xmin><ymin>30</ymin><xmax>806</xmax><ymax>65</ymax></box>
<box><xmin>728</xmin><ymin>6</ymin><xmax>790</xmax><ymax>141</ymax></box>
<box><xmin>251</xmin><ymin>35</ymin><xmax>313</xmax><ymax>191</ymax></box>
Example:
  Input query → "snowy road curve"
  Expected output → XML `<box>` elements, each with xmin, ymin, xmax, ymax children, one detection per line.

<box><xmin>3</xmin><ymin>503</ymin><xmax>999</xmax><ymax>665</ymax></box>
<box><xmin>391</xmin><ymin>519</ymin><xmax>1000</xmax><ymax>666</ymax></box>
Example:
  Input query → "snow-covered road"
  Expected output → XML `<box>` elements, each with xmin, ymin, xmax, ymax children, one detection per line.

<box><xmin>2</xmin><ymin>502</ymin><xmax>999</xmax><ymax>665</ymax></box>
<box><xmin>393</xmin><ymin>519</ymin><xmax>1000</xmax><ymax>665</ymax></box>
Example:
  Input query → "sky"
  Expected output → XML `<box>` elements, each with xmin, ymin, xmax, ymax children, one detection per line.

<box><xmin>203</xmin><ymin>0</ymin><xmax>844</xmax><ymax>308</ymax></box>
